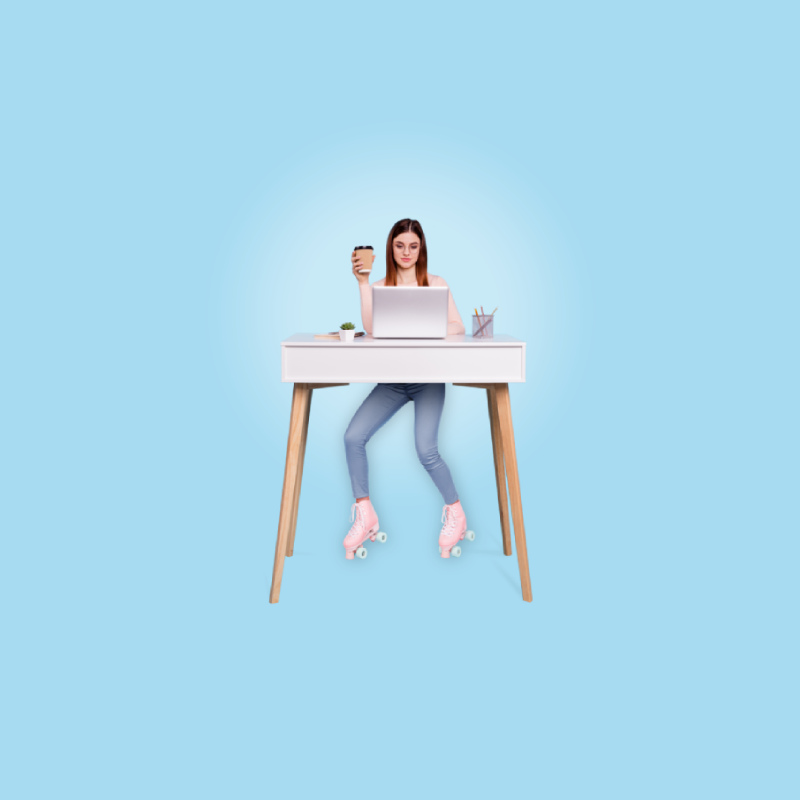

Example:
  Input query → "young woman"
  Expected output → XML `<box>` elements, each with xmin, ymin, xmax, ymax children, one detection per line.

<box><xmin>343</xmin><ymin>218</ymin><xmax>470</xmax><ymax>559</ymax></box>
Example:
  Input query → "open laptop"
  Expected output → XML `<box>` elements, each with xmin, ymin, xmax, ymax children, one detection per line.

<box><xmin>372</xmin><ymin>286</ymin><xmax>449</xmax><ymax>338</ymax></box>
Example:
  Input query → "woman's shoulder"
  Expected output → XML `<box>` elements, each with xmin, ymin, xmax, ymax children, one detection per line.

<box><xmin>426</xmin><ymin>273</ymin><xmax>448</xmax><ymax>286</ymax></box>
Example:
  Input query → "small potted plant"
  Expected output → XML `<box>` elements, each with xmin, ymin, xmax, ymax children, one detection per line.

<box><xmin>339</xmin><ymin>322</ymin><xmax>356</xmax><ymax>342</ymax></box>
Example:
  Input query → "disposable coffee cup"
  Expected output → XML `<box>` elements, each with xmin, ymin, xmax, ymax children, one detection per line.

<box><xmin>354</xmin><ymin>245</ymin><xmax>374</xmax><ymax>273</ymax></box>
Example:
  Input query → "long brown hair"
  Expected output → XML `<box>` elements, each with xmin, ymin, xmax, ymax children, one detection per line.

<box><xmin>384</xmin><ymin>218</ymin><xmax>430</xmax><ymax>287</ymax></box>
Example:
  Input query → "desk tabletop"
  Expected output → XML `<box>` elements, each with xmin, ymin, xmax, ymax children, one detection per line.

<box><xmin>282</xmin><ymin>333</ymin><xmax>524</xmax><ymax>348</ymax></box>
<box><xmin>281</xmin><ymin>334</ymin><xmax>526</xmax><ymax>383</ymax></box>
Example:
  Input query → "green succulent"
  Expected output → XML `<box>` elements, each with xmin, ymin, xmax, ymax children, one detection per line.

<box><xmin>340</xmin><ymin>322</ymin><xmax>355</xmax><ymax>330</ymax></box>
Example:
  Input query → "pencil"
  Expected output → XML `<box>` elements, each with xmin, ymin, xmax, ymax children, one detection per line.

<box><xmin>474</xmin><ymin>317</ymin><xmax>492</xmax><ymax>336</ymax></box>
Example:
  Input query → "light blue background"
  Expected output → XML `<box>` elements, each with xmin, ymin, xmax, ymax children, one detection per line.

<box><xmin>2</xmin><ymin>2</ymin><xmax>797</xmax><ymax>797</ymax></box>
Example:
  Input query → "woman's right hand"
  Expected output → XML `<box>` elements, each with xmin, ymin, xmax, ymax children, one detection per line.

<box><xmin>351</xmin><ymin>250</ymin><xmax>374</xmax><ymax>284</ymax></box>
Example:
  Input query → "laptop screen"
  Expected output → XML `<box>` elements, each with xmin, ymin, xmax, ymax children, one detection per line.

<box><xmin>372</xmin><ymin>286</ymin><xmax>449</xmax><ymax>339</ymax></box>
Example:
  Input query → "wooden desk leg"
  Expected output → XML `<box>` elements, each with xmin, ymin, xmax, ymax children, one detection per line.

<box><xmin>487</xmin><ymin>387</ymin><xmax>513</xmax><ymax>556</ymax></box>
<box><xmin>493</xmin><ymin>384</ymin><xmax>533</xmax><ymax>602</ymax></box>
<box><xmin>269</xmin><ymin>383</ymin><xmax>311</xmax><ymax>604</ymax></box>
<box><xmin>286</xmin><ymin>386</ymin><xmax>313</xmax><ymax>557</ymax></box>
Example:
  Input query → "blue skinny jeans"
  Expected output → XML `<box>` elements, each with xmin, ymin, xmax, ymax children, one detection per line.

<box><xmin>344</xmin><ymin>383</ymin><xmax>459</xmax><ymax>505</ymax></box>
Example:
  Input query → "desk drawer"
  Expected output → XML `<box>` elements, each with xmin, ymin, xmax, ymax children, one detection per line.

<box><xmin>282</xmin><ymin>344</ymin><xmax>525</xmax><ymax>383</ymax></box>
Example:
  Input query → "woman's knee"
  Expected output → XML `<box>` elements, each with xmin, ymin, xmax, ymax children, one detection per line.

<box><xmin>344</xmin><ymin>424</ymin><xmax>367</xmax><ymax>450</ymax></box>
<box><xmin>416</xmin><ymin>443</ymin><xmax>442</xmax><ymax>470</ymax></box>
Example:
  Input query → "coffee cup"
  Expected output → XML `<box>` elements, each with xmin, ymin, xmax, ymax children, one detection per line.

<box><xmin>354</xmin><ymin>245</ymin><xmax>374</xmax><ymax>273</ymax></box>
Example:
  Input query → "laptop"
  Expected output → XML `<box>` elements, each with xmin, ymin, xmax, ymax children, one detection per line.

<box><xmin>372</xmin><ymin>286</ymin><xmax>449</xmax><ymax>338</ymax></box>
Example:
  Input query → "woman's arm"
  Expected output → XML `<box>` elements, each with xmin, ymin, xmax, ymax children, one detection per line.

<box><xmin>431</xmin><ymin>275</ymin><xmax>465</xmax><ymax>335</ymax></box>
<box><xmin>359</xmin><ymin>281</ymin><xmax>374</xmax><ymax>335</ymax></box>
<box><xmin>352</xmin><ymin>249</ymin><xmax>378</xmax><ymax>334</ymax></box>
<box><xmin>447</xmin><ymin>290</ymin><xmax>466</xmax><ymax>335</ymax></box>
<box><xmin>358</xmin><ymin>277</ymin><xmax>386</xmax><ymax>336</ymax></box>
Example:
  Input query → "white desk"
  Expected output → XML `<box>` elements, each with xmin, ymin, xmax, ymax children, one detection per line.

<box><xmin>281</xmin><ymin>333</ymin><xmax>525</xmax><ymax>383</ymax></box>
<box><xmin>270</xmin><ymin>334</ymin><xmax>532</xmax><ymax>602</ymax></box>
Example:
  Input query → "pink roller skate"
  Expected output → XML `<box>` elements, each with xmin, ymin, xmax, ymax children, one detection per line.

<box><xmin>343</xmin><ymin>499</ymin><xmax>388</xmax><ymax>560</ymax></box>
<box><xmin>438</xmin><ymin>500</ymin><xmax>476</xmax><ymax>558</ymax></box>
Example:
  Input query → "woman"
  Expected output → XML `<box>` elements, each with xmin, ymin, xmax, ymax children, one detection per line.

<box><xmin>343</xmin><ymin>219</ymin><xmax>469</xmax><ymax>559</ymax></box>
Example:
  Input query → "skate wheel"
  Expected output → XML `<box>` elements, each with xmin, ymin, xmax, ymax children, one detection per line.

<box><xmin>466</xmin><ymin>530</ymin><xmax>475</xmax><ymax>541</ymax></box>
<box><xmin>376</xmin><ymin>531</ymin><xmax>387</xmax><ymax>543</ymax></box>
<box><xmin>356</xmin><ymin>547</ymin><xmax>367</xmax><ymax>559</ymax></box>
<box><xmin>451</xmin><ymin>545</ymin><xmax>462</xmax><ymax>558</ymax></box>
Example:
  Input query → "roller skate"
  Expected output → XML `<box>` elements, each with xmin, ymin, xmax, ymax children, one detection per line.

<box><xmin>438</xmin><ymin>500</ymin><xmax>475</xmax><ymax>558</ymax></box>
<box><xmin>343</xmin><ymin>499</ymin><xmax>388</xmax><ymax>560</ymax></box>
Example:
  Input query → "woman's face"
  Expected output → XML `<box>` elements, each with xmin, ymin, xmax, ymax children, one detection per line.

<box><xmin>393</xmin><ymin>232</ymin><xmax>421</xmax><ymax>270</ymax></box>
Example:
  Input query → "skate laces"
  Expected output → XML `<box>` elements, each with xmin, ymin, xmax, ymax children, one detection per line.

<box><xmin>441</xmin><ymin>505</ymin><xmax>458</xmax><ymax>534</ymax></box>
<box><xmin>348</xmin><ymin>502</ymin><xmax>369</xmax><ymax>538</ymax></box>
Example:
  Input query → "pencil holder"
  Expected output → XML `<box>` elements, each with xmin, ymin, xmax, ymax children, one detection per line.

<box><xmin>472</xmin><ymin>314</ymin><xmax>493</xmax><ymax>338</ymax></box>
